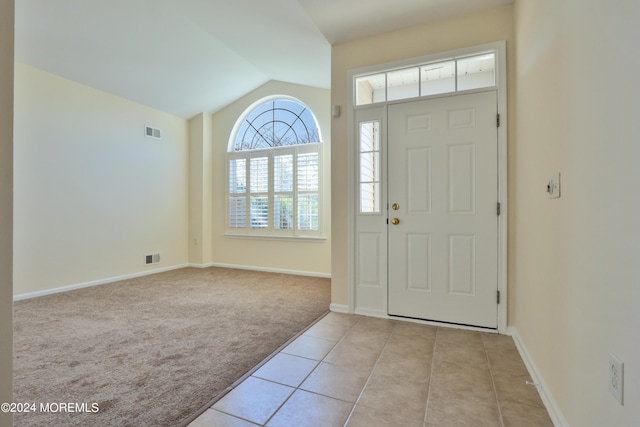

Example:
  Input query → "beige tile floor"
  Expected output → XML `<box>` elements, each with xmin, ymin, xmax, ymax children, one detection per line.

<box><xmin>188</xmin><ymin>313</ymin><xmax>554</xmax><ymax>427</ymax></box>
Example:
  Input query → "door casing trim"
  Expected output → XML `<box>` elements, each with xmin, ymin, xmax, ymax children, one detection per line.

<box><xmin>346</xmin><ymin>41</ymin><xmax>508</xmax><ymax>333</ymax></box>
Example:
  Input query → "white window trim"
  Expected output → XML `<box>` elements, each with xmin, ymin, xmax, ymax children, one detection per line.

<box><xmin>226</xmin><ymin>96</ymin><xmax>325</xmax><ymax>240</ymax></box>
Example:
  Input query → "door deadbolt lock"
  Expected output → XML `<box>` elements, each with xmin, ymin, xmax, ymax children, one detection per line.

<box><xmin>391</xmin><ymin>218</ymin><xmax>400</xmax><ymax>225</ymax></box>
<box><xmin>391</xmin><ymin>203</ymin><xmax>400</xmax><ymax>210</ymax></box>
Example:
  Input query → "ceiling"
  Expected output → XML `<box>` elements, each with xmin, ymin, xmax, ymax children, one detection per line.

<box><xmin>14</xmin><ymin>0</ymin><xmax>512</xmax><ymax>119</ymax></box>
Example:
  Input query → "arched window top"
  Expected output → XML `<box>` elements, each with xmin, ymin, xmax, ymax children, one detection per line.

<box><xmin>230</xmin><ymin>97</ymin><xmax>321</xmax><ymax>152</ymax></box>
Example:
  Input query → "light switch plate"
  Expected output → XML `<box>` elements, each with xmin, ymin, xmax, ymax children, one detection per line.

<box><xmin>548</xmin><ymin>172</ymin><xmax>560</xmax><ymax>198</ymax></box>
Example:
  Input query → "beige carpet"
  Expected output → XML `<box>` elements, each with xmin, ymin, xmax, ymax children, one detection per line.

<box><xmin>13</xmin><ymin>267</ymin><xmax>330</xmax><ymax>426</ymax></box>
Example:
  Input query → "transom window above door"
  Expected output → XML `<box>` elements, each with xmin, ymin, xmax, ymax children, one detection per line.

<box><xmin>226</xmin><ymin>98</ymin><xmax>323</xmax><ymax>238</ymax></box>
<box><xmin>355</xmin><ymin>53</ymin><xmax>496</xmax><ymax>106</ymax></box>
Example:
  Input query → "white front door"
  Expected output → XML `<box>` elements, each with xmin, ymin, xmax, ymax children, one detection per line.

<box><xmin>387</xmin><ymin>91</ymin><xmax>499</xmax><ymax>328</ymax></box>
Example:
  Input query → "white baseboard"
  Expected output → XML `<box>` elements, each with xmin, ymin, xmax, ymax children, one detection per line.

<box><xmin>507</xmin><ymin>326</ymin><xmax>569</xmax><ymax>427</ymax></box>
<box><xmin>354</xmin><ymin>307</ymin><xmax>386</xmax><ymax>318</ymax></box>
<box><xmin>14</xmin><ymin>262</ymin><xmax>330</xmax><ymax>301</ymax></box>
<box><xmin>187</xmin><ymin>262</ymin><xmax>215</xmax><ymax>269</ymax></box>
<box><xmin>13</xmin><ymin>264</ymin><xmax>190</xmax><ymax>301</ymax></box>
<box><xmin>208</xmin><ymin>262</ymin><xmax>331</xmax><ymax>278</ymax></box>
<box><xmin>329</xmin><ymin>303</ymin><xmax>350</xmax><ymax>313</ymax></box>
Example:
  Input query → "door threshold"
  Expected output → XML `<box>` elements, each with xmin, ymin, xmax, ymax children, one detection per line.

<box><xmin>388</xmin><ymin>313</ymin><xmax>498</xmax><ymax>333</ymax></box>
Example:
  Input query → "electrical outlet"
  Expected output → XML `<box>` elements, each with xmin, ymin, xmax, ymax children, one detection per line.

<box><xmin>609</xmin><ymin>353</ymin><xmax>624</xmax><ymax>405</ymax></box>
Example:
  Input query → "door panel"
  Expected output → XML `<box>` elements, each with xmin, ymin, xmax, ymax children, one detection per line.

<box><xmin>449</xmin><ymin>144</ymin><xmax>475</xmax><ymax>214</ymax></box>
<box><xmin>387</xmin><ymin>91</ymin><xmax>498</xmax><ymax>328</ymax></box>
<box><xmin>358</xmin><ymin>232</ymin><xmax>382</xmax><ymax>286</ymax></box>
<box><xmin>407</xmin><ymin>147</ymin><xmax>431</xmax><ymax>213</ymax></box>
<box><xmin>407</xmin><ymin>233</ymin><xmax>431</xmax><ymax>291</ymax></box>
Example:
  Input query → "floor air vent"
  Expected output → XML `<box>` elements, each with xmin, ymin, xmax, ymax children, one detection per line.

<box><xmin>145</xmin><ymin>253</ymin><xmax>161</xmax><ymax>265</ymax></box>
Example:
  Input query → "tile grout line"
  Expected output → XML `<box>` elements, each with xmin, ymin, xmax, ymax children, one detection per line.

<box><xmin>423</xmin><ymin>326</ymin><xmax>440</xmax><ymax>426</ymax></box>
<box><xmin>482</xmin><ymin>334</ymin><xmax>507</xmax><ymax>427</ymax></box>
<box><xmin>341</xmin><ymin>319</ymin><xmax>398</xmax><ymax>427</ymax></box>
<box><xmin>280</xmin><ymin>335</ymin><xmax>340</xmax><ymax>361</ymax></box>
<box><xmin>213</xmin><ymin>408</ymin><xmax>263</xmax><ymax>426</ymax></box>
<box><xmin>262</xmin><ymin>314</ymin><xmax>363</xmax><ymax>427</ymax></box>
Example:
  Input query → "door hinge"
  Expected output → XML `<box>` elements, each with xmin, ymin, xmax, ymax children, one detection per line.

<box><xmin>496</xmin><ymin>113</ymin><xmax>501</xmax><ymax>127</ymax></box>
<box><xmin>497</xmin><ymin>290</ymin><xmax>501</xmax><ymax>304</ymax></box>
<box><xmin>496</xmin><ymin>202</ymin><xmax>501</xmax><ymax>216</ymax></box>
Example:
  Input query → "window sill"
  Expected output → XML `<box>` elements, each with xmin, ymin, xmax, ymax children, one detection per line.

<box><xmin>224</xmin><ymin>233</ymin><xmax>327</xmax><ymax>242</ymax></box>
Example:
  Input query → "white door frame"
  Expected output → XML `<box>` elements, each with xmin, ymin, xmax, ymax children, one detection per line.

<box><xmin>346</xmin><ymin>41</ymin><xmax>508</xmax><ymax>333</ymax></box>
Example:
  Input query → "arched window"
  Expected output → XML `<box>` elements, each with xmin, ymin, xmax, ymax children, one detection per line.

<box><xmin>227</xmin><ymin>97</ymin><xmax>323</xmax><ymax>237</ymax></box>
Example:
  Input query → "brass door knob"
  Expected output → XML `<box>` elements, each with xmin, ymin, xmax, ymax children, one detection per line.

<box><xmin>391</xmin><ymin>218</ymin><xmax>400</xmax><ymax>225</ymax></box>
<box><xmin>392</xmin><ymin>203</ymin><xmax>400</xmax><ymax>210</ymax></box>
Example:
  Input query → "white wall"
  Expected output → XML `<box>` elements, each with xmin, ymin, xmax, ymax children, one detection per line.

<box><xmin>211</xmin><ymin>81</ymin><xmax>331</xmax><ymax>276</ymax></box>
<box><xmin>13</xmin><ymin>63</ymin><xmax>189</xmax><ymax>296</ymax></box>
<box><xmin>513</xmin><ymin>0</ymin><xmax>640</xmax><ymax>425</ymax></box>
<box><xmin>0</xmin><ymin>0</ymin><xmax>14</xmax><ymax>423</ymax></box>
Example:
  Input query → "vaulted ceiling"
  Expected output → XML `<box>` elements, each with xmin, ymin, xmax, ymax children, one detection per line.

<box><xmin>14</xmin><ymin>0</ymin><xmax>513</xmax><ymax>118</ymax></box>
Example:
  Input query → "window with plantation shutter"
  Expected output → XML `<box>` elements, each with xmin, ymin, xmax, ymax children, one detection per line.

<box><xmin>226</xmin><ymin>98</ymin><xmax>323</xmax><ymax>238</ymax></box>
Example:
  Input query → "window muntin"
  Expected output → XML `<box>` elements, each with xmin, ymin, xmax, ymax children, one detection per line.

<box><xmin>355</xmin><ymin>53</ymin><xmax>496</xmax><ymax>106</ymax></box>
<box><xmin>227</xmin><ymin>98</ymin><xmax>322</xmax><ymax>237</ymax></box>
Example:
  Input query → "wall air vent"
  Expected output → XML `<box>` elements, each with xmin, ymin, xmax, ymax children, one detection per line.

<box><xmin>145</xmin><ymin>125</ymin><xmax>162</xmax><ymax>139</ymax></box>
<box><xmin>145</xmin><ymin>253</ymin><xmax>161</xmax><ymax>265</ymax></box>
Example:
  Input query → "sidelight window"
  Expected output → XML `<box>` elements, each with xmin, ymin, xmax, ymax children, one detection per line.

<box><xmin>359</xmin><ymin>120</ymin><xmax>381</xmax><ymax>214</ymax></box>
